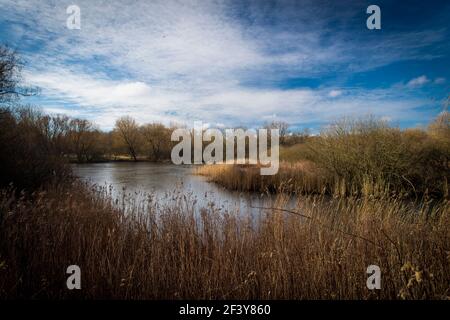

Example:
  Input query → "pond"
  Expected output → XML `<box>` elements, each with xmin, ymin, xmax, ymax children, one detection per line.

<box><xmin>72</xmin><ymin>162</ymin><xmax>283</xmax><ymax>216</ymax></box>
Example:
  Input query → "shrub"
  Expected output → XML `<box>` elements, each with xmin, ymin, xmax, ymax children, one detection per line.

<box><xmin>304</xmin><ymin>116</ymin><xmax>449</xmax><ymax>197</ymax></box>
<box><xmin>0</xmin><ymin>106</ymin><xmax>71</xmax><ymax>190</ymax></box>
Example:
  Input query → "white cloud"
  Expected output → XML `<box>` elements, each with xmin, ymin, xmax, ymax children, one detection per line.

<box><xmin>406</xmin><ymin>75</ymin><xmax>430</xmax><ymax>87</ymax></box>
<box><xmin>405</xmin><ymin>75</ymin><xmax>446</xmax><ymax>88</ymax></box>
<box><xmin>4</xmin><ymin>0</ymin><xmax>446</xmax><ymax>83</ymax></box>
<box><xmin>434</xmin><ymin>77</ymin><xmax>446</xmax><ymax>84</ymax></box>
<box><xmin>1</xmin><ymin>0</ymin><xmax>445</xmax><ymax>129</ymax></box>
<box><xmin>25</xmin><ymin>71</ymin><xmax>183</xmax><ymax>111</ymax></box>
<box><xmin>328</xmin><ymin>90</ymin><xmax>343</xmax><ymax>98</ymax></box>
<box><xmin>23</xmin><ymin>68</ymin><xmax>429</xmax><ymax>129</ymax></box>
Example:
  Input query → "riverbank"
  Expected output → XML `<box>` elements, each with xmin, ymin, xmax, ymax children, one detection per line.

<box><xmin>197</xmin><ymin>115</ymin><xmax>450</xmax><ymax>199</ymax></box>
<box><xmin>68</xmin><ymin>155</ymin><xmax>174</xmax><ymax>164</ymax></box>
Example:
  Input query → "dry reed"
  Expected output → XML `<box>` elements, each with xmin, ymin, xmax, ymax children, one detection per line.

<box><xmin>0</xmin><ymin>182</ymin><xmax>448</xmax><ymax>299</ymax></box>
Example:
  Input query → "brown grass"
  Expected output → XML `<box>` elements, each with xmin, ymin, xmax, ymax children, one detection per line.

<box><xmin>199</xmin><ymin>115</ymin><xmax>450</xmax><ymax>198</ymax></box>
<box><xmin>302</xmin><ymin>116</ymin><xmax>449</xmax><ymax>198</ymax></box>
<box><xmin>0</xmin><ymin>182</ymin><xmax>448</xmax><ymax>299</ymax></box>
<box><xmin>196</xmin><ymin>161</ymin><xmax>330</xmax><ymax>194</ymax></box>
<box><xmin>196</xmin><ymin>162</ymin><xmax>405</xmax><ymax>198</ymax></box>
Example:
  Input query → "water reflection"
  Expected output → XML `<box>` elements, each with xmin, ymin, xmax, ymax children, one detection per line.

<box><xmin>72</xmin><ymin>162</ymin><xmax>281</xmax><ymax>216</ymax></box>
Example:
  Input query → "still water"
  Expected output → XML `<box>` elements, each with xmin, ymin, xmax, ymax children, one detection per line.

<box><xmin>73</xmin><ymin>162</ymin><xmax>280</xmax><ymax>215</ymax></box>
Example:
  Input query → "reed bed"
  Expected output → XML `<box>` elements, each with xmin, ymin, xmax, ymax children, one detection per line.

<box><xmin>206</xmin><ymin>114</ymin><xmax>449</xmax><ymax>198</ymax></box>
<box><xmin>0</xmin><ymin>182</ymin><xmax>448</xmax><ymax>299</ymax></box>
<box><xmin>196</xmin><ymin>161</ymin><xmax>330</xmax><ymax>195</ymax></box>
<box><xmin>196</xmin><ymin>162</ymin><xmax>403</xmax><ymax>198</ymax></box>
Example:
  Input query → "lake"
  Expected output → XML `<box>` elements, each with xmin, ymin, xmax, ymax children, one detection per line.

<box><xmin>72</xmin><ymin>162</ymin><xmax>283</xmax><ymax>216</ymax></box>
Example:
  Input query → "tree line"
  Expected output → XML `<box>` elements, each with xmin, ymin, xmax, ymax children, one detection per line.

<box><xmin>3</xmin><ymin>105</ymin><xmax>307</xmax><ymax>164</ymax></box>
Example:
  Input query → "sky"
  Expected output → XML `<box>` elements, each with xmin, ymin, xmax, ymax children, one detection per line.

<box><xmin>0</xmin><ymin>0</ymin><xmax>449</xmax><ymax>131</ymax></box>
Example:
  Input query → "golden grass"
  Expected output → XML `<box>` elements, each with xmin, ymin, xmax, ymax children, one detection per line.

<box><xmin>196</xmin><ymin>162</ymin><xmax>401</xmax><ymax>198</ymax></box>
<box><xmin>196</xmin><ymin>161</ymin><xmax>329</xmax><ymax>194</ymax></box>
<box><xmin>280</xmin><ymin>143</ymin><xmax>310</xmax><ymax>163</ymax></box>
<box><xmin>0</xmin><ymin>182</ymin><xmax>448</xmax><ymax>299</ymax></box>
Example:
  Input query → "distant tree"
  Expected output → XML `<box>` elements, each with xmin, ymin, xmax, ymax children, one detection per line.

<box><xmin>68</xmin><ymin>118</ymin><xmax>102</xmax><ymax>162</ymax></box>
<box><xmin>114</xmin><ymin>116</ymin><xmax>141</xmax><ymax>161</ymax></box>
<box><xmin>0</xmin><ymin>106</ymin><xmax>71</xmax><ymax>189</ymax></box>
<box><xmin>141</xmin><ymin>123</ymin><xmax>171</xmax><ymax>161</ymax></box>
<box><xmin>264</xmin><ymin>120</ymin><xmax>289</xmax><ymax>145</ymax></box>
<box><xmin>284</xmin><ymin>128</ymin><xmax>310</xmax><ymax>146</ymax></box>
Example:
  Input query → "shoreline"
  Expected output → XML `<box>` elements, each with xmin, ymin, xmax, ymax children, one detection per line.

<box><xmin>68</xmin><ymin>158</ymin><xmax>173</xmax><ymax>164</ymax></box>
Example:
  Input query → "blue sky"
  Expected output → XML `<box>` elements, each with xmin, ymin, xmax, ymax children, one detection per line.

<box><xmin>0</xmin><ymin>0</ymin><xmax>449</xmax><ymax>131</ymax></box>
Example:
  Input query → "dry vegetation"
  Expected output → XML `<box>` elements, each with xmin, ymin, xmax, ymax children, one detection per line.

<box><xmin>199</xmin><ymin>114</ymin><xmax>450</xmax><ymax>199</ymax></box>
<box><xmin>197</xmin><ymin>161</ymin><xmax>328</xmax><ymax>194</ymax></box>
<box><xmin>0</xmin><ymin>182</ymin><xmax>448</xmax><ymax>299</ymax></box>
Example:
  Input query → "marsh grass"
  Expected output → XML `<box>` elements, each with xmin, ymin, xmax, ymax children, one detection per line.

<box><xmin>199</xmin><ymin>114</ymin><xmax>450</xmax><ymax>198</ymax></box>
<box><xmin>197</xmin><ymin>162</ymin><xmax>402</xmax><ymax>198</ymax></box>
<box><xmin>196</xmin><ymin>161</ymin><xmax>329</xmax><ymax>195</ymax></box>
<box><xmin>0</xmin><ymin>182</ymin><xmax>448</xmax><ymax>299</ymax></box>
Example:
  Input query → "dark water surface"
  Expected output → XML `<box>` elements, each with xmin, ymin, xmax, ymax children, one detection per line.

<box><xmin>73</xmin><ymin>162</ymin><xmax>281</xmax><ymax>215</ymax></box>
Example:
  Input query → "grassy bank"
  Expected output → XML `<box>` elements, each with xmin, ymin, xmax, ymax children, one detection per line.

<box><xmin>68</xmin><ymin>154</ymin><xmax>173</xmax><ymax>163</ymax></box>
<box><xmin>199</xmin><ymin>115</ymin><xmax>450</xmax><ymax>198</ymax></box>
<box><xmin>0</xmin><ymin>182</ymin><xmax>448</xmax><ymax>299</ymax></box>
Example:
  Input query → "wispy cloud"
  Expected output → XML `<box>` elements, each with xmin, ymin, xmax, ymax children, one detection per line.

<box><xmin>0</xmin><ymin>0</ymin><xmax>448</xmax><ymax>129</ymax></box>
<box><xmin>407</xmin><ymin>75</ymin><xmax>430</xmax><ymax>88</ymax></box>
<box><xmin>434</xmin><ymin>77</ymin><xmax>446</xmax><ymax>84</ymax></box>
<box><xmin>405</xmin><ymin>75</ymin><xmax>447</xmax><ymax>88</ymax></box>
<box><xmin>328</xmin><ymin>90</ymin><xmax>343</xmax><ymax>98</ymax></box>
<box><xmin>24</xmin><ymin>68</ymin><xmax>430</xmax><ymax>129</ymax></box>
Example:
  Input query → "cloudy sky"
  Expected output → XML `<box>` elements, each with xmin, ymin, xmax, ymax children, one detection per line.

<box><xmin>0</xmin><ymin>0</ymin><xmax>449</xmax><ymax>130</ymax></box>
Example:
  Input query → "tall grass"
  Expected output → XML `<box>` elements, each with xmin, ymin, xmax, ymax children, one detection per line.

<box><xmin>0</xmin><ymin>182</ymin><xmax>448</xmax><ymax>299</ymax></box>
<box><xmin>199</xmin><ymin>115</ymin><xmax>449</xmax><ymax>198</ymax></box>
<box><xmin>197</xmin><ymin>161</ymin><xmax>329</xmax><ymax>194</ymax></box>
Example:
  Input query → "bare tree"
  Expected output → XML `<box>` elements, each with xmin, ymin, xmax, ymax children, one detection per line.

<box><xmin>264</xmin><ymin>120</ymin><xmax>290</xmax><ymax>145</ymax></box>
<box><xmin>114</xmin><ymin>116</ymin><xmax>141</xmax><ymax>161</ymax></box>
<box><xmin>68</xmin><ymin>118</ymin><xmax>102</xmax><ymax>162</ymax></box>
<box><xmin>0</xmin><ymin>46</ymin><xmax>19</xmax><ymax>102</ymax></box>
<box><xmin>284</xmin><ymin>128</ymin><xmax>310</xmax><ymax>145</ymax></box>
<box><xmin>0</xmin><ymin>46</ymin><xmax>38</xmax><ymax>105</ymax></box>
<box><xmin>141</xmin><ymin>123</ymin><xmax>171</xmax><ymax>161</ymax></box>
